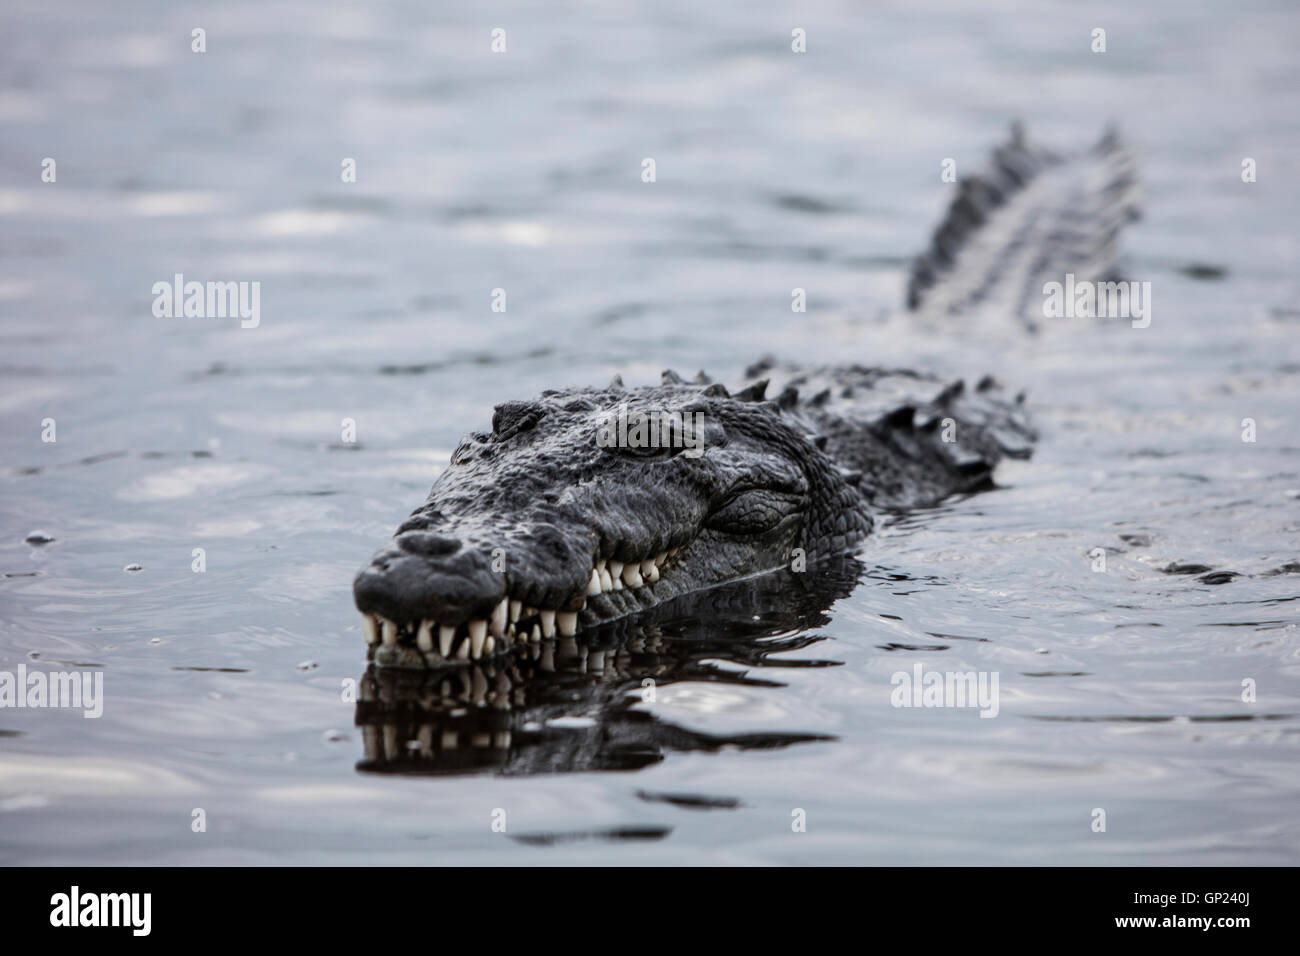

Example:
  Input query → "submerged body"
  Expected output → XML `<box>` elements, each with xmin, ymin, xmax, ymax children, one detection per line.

<box><xmin>353</xmin><ymin>126</ymin><xmax>1136</xmax><ymax>667</ymax></box>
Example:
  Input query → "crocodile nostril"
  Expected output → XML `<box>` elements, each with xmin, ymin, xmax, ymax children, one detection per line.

<box><xmin>395</xmin><ymin>532</ymin><xmax>461</xmax><ymax>557</ymax></box>
<box><xmin>395</xmin><ymin>508</ymin><xmax>444</xmax><ymax>534</ymax></box>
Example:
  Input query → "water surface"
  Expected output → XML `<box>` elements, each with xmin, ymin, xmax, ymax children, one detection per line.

<box><xmin>1</xmin><ymin>0</ymin><xmax>1298</xmax><ymax>864</ymax></box>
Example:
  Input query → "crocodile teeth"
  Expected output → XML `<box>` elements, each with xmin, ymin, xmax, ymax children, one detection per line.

<box><xmin>362</xmin><ymin>615</ymin><xmax>379</xmax><ymax>645</ymax></box>
<box><xmin>468</xmin><ymin>619</ymin><xmax>487</xmax><ymax>658</ymax></box>
<box><xmin>397</xmin><ymin>542</ymin><xmax>696</xmax><ymax>651</ymax></box>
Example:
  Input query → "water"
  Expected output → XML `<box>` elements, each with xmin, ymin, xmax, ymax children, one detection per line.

<box><xmin>1</xmin><ymin>0</ymin><xmax>1298</xmax><ymax>864</ymax></box>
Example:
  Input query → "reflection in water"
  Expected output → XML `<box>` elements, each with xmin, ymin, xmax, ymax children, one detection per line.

<box><xmin>355</xmin><ymin>557</ymin><xmax>863</xmax><ymax>777</ymax></box>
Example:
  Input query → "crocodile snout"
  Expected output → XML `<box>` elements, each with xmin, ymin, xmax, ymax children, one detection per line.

<box><xmin>353</xmin><ymin>532</ymin><xmax>505</xmax><ymax>634</ymax></box>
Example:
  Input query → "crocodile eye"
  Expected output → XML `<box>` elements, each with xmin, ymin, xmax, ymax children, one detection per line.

<box><xmin>595</xmin><ymin>406</ymin><xmax>720</xmax><ymax>461</ymax></box>
<box><xmin>704</xmin><ymin>488</ymin><xmax>801</xmax><ymax>535</ymax></box>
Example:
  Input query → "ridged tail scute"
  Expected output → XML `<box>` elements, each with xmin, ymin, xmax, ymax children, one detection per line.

<box><xmin>906</xmin><ymin>123</ymin><xmax>1140</xmax><ymax>324</ymax></box>
<box><xmin>744</xmin><ymin>361</ymin><xmax>1038</xmax><ymax>512</ymax></box>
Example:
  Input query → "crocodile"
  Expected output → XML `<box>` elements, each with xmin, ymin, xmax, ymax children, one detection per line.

<box><xmin>353</xmin><ymin>124</ymin><xmax>1138</xmax><ymax>668</ymax></box>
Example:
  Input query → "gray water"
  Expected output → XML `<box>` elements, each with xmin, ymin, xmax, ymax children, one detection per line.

<box><xmin>1</xmin><ymin>0</ymin><xmax>1298</xmax><ymax>864</ymax></box>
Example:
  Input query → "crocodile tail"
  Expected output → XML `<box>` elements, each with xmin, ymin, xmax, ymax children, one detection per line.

<box><xmin>906</xmin><ymin>123</ymin><xmax>1140</xmax><ymax>323</ymax></box>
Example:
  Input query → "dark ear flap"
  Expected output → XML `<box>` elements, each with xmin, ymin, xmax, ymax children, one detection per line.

<box><xmin>492</xmin><ymin>400</ymin><xmax>540</xmax><ymax>436</ymax></box>
<box><xmin>733</xmin><ymin>379</ymin><xmax>768</xmax><ymax>402</ymax></box>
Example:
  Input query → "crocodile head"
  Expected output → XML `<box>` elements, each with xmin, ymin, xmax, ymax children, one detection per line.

<box><xmin>353</xmin><ymin>373</ymin><xmax>872</xmax><ymax>666</ymax></box>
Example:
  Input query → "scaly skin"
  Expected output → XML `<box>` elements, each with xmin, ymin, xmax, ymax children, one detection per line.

<box><xmin>353</xmin><ymin>365</ymin><xmax>1034</xmax><ymax>667</ymax></box>
<box><xmin>353</xmin><ymin>124</ymin><xmax>1132</xmax><ymax>668</ymax></box>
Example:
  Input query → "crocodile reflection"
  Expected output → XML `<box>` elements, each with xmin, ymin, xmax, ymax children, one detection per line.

<box><xmin>355</xmin><ymin>556</ymin><xmax>863</xmax><ymax>776</ymax></box>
